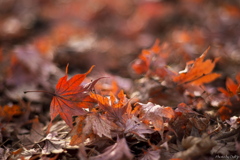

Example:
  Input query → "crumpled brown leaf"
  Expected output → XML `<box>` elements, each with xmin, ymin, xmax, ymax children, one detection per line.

<box><xmin>17</xmin><ymin>117</ymin><xmax>44</xmax><ymax>149</ymax></box>
<box><xmin>124</xmin><ymin>116</ymin><xmax>154</xmax><ymax>140</ymax></box>
<box><xmin>173</xmin><ymin>134</ymin><xmax>216</xmax><ymax>159</ymax></box>
<box><xmin>41</xmin><ymin>132</ymin><xmax>78</xmax><ymax>155</ymax></box>
<box><xmin>70</xmin><ymin>113</ymin><xmax>117</xmax><ymax>146</ymax></box>
<box><xmin>138</xmin><ymin>102</ymin><xmax>175</xmax><ymax>138</ymax></box>
<box><xmin>140</xmin><ymin>149</ymin><xmax>161</xmax><ymax>160</ymax></box>
<box><xmin>211</xmin><ymin>127</ymin><xmax>240</xmax><ymax>155</ymax></box>
<box><xmin>90</xmin><ymin>138</ymin><xmax>133</xmax><ymax>160</ymax></box>
<box><xmin>85</xmin><ymin>113</ymin><xmax>116</xmax><ymax>139</ymax></box>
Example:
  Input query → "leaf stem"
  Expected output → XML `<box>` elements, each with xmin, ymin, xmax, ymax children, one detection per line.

<box><xmin>24</xmin><ymin>90</ymin><xmax>56</xmax><ymax>96</ymax></box>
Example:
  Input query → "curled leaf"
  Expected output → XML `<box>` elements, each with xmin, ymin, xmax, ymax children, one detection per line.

<box><xmin>173</xmin><ymin>134</ymin><xmax>216</xmax><ymax>159</ymax></box>
<box><xmin>174</xmin><ymin>47</ymin><xmax>221</xmax><ymax>85</ymax></box>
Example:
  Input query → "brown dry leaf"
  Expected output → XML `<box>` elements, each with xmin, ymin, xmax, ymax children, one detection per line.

<box><xmin>173</xmin><ymin>134</ymin><xmax>216</xmax><ymax>159</ymax></box>
<box><xmin>236</xmin><ymin>141</ymin><xmax>240</xmax><ymax>156</ymax></box>
<box><xmin>28</xmin><ymin>117</ymin><xmax>45</xmax><ymax>143</ymax></box>
<box><xmin>171</xmin><ymin>113</ymin><xmax>193</xmax><ymax>140</ymax></box>
<box><xmin>85</xmin><ymin>113</ymin><xmax>115</xmax><ymax>139</ymax></box>
<box><xmin>70</xmin><ymin>113</ymin><xmax>116</xmax><ymax>145</ymax></box>
<box><xmin>42</xmin><ymin>140</ymin><xmax>64</xmax><ymax>155</ymax></box>
<box><xmin>189</xmin><ymin>116</ymin><xmax>209</xmax><ymax>132</ymax></box>
<box><xmin>41</xmin><ymin>132</ymin><xmax>77</xmax><ymax>155</ymax></box>
<box><xmin>138</xmin><ymin>102</ymin><xmax>175</xmax><ymax>138</ymax></box>
<box><xmin>140</xmin><ymin>149</ymin><xmax>161</xmax><ymax>160</ymax></box>
<box><xmin>77</xmin><ymin>144</ymin><xmax>88</xmax><ymax>160</ymax></box>
<box><xmin>211</xmin><ymin>141</ymin><xmax>236</xmax><ymax>156</ymax></box>
<box><xmin>211</xmin><ymin>127</ymin><xmax>240</xmax><ymax>141</ymax></box>
<box><xmin>140</xmin><ymin>102</ymin><xmax>175</xmax><ymax>119</ymax></box>
<box><xmin>17</xmin><ymin>117</ymin><xmax>44</xmax><ymax>149</ymax></box>
<box><xmin>6</xmin><ymin>45</ymin><xmax>61</xmax><ymax>89</ymax></box>
<box><xmin>89</xmin><ymin>138</ymin><xmax>133</xmax><ymax>160</ymax></box>
<box><xmin>211</xmin><ymin>127</ymin><xmax>240</xmax><ymax>155</ymax></box>
<box><xmin>173</xmin><ymin>47</ymin><xmax>221</xmax><ymax>85</ymax></box>
<box><xmin>124</xmin><ymin>116</ymin><xmax>154</xmax><ymax>140</ymax></box>
<box><xmin>175</xmin><ymin>103</ymin><xmax>197</xmax><ymax>114</ymax></box>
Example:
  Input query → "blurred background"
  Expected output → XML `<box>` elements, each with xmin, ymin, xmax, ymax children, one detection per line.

<box><xmin>0</xmin><ymin>0</ymin><xmax>240</xmax><ymax>102</ymax></box>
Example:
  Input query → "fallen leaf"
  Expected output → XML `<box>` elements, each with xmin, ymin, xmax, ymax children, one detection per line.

<box><xmin>85</xmin><ymin>113</ymin><xmax>115</xmax><ymax>139</ymax></box>
<box><xmin>175</xmin><ymin>103</ymin><xmax>197</xmax><ymax>114</ymax></box>
<box><xmin>49</xmin><ymin>65</ymin><xmax>100</xmax><ymax>128</ymax></box>
<box><xmin>41</xmin><ymin>131</ymin><xmax>78</xmax><ymax>155</ymax></box>
<box><xmin>131</xmin><ymin>39</ymin><xmax>176</xmax><ymax>80</ymax></box>
<box><xmin>90</xmin><ymin>90</ymin><xmax>130</xmax><ymax>127</ymax></box>
<box><xmin>225</xmin><ymin>116</ymin><xmax>240</xmax><ymax>129</ymax></box>
<box><xmin>17</xmin><ymin>117</ymin><xmax>44</xmax><ymax>149</ymax></box>
<box><xmin>131</xmin><ymin>40</ymin><xmax>160</xmax><ymax>75</ymax></box>
<box><xmin>211</xmin><ymin>127</ymin><xmax>240</xmax><ymax>155</ymax></box>
<box><xmin>173</xmin><ymin>134</ymin><xmax>216</xmax><ymax>159</ymax></box>
<box><xmin>138</xmin><ymin>102</ymin><xmax>175</xmax><ymax>138</ymax></box>
<box><xmin>211</xmin><ymin>141</ymin><xmax>236</xmax><ymax>155</ymax></box>
<box><xmin>70</xmin><ymin>116</ymin><xmax>89</xmax><ymax>145</ymax></box>
<box><xmin>70</xmin><ymin>112</ymin><xmax>117</xmax><ymax>145</ymax></box>
<box><xmin>173</xmin><ymin>47</ymin><xmax>221</xmax><ymax>85</ymax></box>
<box><xmin>140</xmin><ymin>149</ymin><xmax>161</xmax><ymax>160</ymax></box>
<box><xmin>124</xmin><ymin>116</ymin><xmax>154</xmax><ymax>140</ymax></box>
<box><xmin>217</xmin><ymin>106</ymin><xmax>232</xmax><ymax>121</ymax></box>
<box><xmin>0</xmin><ymin>104</ymin><xmax>22</xmax><ymax>121</ymax></box>
<box><xmin>140</xmin><ymin>102</ymin><xmax>175</xmax><ymax>119</ymax></box>
<box><xmin>218</xmin><ymin>73</ymin><xmax>240</xmax><ymax>100</ymax></box>
<box><xmin>89</xmin><ymin>138</ymin><xmax>133</xmax><ymax>160</ymax></box>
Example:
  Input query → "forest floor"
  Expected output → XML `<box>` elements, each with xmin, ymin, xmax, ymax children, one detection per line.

<box><xmin>1</xmin><ymin>0</ymin><xmax>240</xmax><ymax>160</ymax></box>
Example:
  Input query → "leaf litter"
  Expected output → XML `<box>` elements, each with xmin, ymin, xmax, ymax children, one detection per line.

<box><xmin>1</xmin><ymin>1</ymin><xmax>240</xmax><ymax>159</ymax></box>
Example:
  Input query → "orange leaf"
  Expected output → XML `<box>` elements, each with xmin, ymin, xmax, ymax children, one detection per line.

<box><xmin>236</xmin><ymin>73</ymin><xmax>240</xmax><ymax>84</ymax></box>
<box><xmin>218</xmin><ymin>73</ymin><xmax>240</xmax><ymax>99</ymax></box>
<box><xmin>131</xmin><ymin>40</ymin><xmax>160</xmax><ymax>75</ymax></box>
<box><xmin>190</xmin><ymin>73</ymin><xmax>221</xmax><ymax>85</ymax></box>
<box><xmin>90</xmin><ymin>90</ymin><xmax>130</xmax><ymax>125</ymax></box>
<box><xmin>0</xmin><ymin>104</ymin><xmax>22</xmax><ymax>120</ymax></box>
<box><xmin>174</xmin><ymin>47</ymin><xmax>220</xmax><ymax>85</ymax></box>
<box><xmin>70</xmin><ymin>116</ymin><xmax>87</xmax><ymax>145</ymax></box>
<box><xmin>226</xmin><ymin>77</ymin><xmax>238</xmax><ymax>95</ymax></box>
<box><xmin>175</xmin><ymin>103</ymin><xmax>197</xmax><ymax>114</ymax></box>
<box><xmin>217</xmin><ymin>106</ymin><xmax>232</xmax><ymax>121</ymax></box>
<box><xmin>237</xmin><ymin>85</ymin><xmax>240</xmax><ymax>100</ymax></box>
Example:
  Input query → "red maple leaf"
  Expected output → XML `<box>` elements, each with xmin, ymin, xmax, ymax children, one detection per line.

<box><xmin>49</xmin><ymin>65</ymin><xmax>101</xmax><ymax>128</ymax></box>
<box><xmin>25</xmin><ymin>65</ymin><xmax>100</xmax><ymax>128</ymax></box>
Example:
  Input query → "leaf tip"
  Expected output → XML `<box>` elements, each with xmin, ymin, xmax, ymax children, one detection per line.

<box><xmin>65</xmin><ymin>63</ymin><xmax>69</xmax><ymax>74</ymax></box>
<box><xmin>200</xmin><ymin>46</ymin><xmax>211</xmax><ymax>59</ymax></box>
<box><xmin>86</xmin><ymin>65</ymin><xmax>95</xmax><ymax>75</ymax></box>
